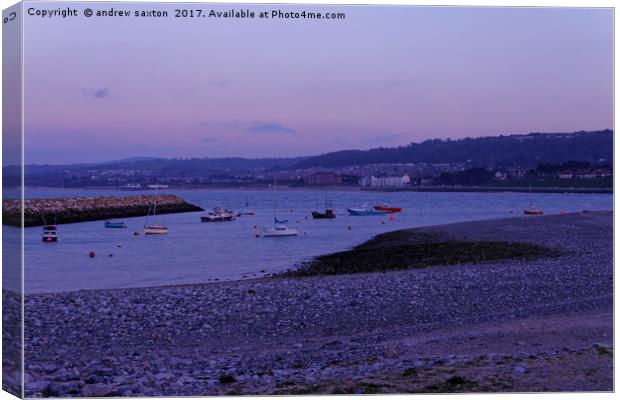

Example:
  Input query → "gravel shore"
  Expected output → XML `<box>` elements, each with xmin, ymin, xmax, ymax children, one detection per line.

<box><xmin>20</xmin><ymin>211</ymin><xmax>612</xmax><ymax>396</ymax></box>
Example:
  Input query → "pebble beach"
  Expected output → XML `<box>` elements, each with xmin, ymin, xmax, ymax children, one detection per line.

<box><xmin>13</xmin><ymin>211</ymin><xmax>613</xmax><ymax>396</ymax></box>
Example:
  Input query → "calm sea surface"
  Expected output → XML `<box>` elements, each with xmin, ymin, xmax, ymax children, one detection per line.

<box><xmin>3</xmin><ymin>188</ymin><xmax>612</xmax><ymax>293</ymax></box>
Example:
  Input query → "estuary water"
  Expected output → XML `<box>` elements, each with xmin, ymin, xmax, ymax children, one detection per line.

<box><xmin>5</xmin><ymin>188</ymin><xmax>612</xmax><ymax>293</ymax></box>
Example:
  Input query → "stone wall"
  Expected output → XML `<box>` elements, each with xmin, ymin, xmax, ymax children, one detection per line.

<box><xmin>3</xmin><ymin>195</ymin><xmax>203</xmax><ymax>227</ymax></box>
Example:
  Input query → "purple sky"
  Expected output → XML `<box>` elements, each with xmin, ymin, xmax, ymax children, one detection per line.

<box><xmin>23</xmin><ymin>4</ymin><xmax>613</xmax><ymax>164</ymax></box>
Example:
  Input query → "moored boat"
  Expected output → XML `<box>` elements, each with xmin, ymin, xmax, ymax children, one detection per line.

<box><xmin>312</xmin><ymin>194</ymin><xmax>336</xmax><ymax>219</ymax></box>
<box><xmin>347</xmin><ymin>203</ymin><xmax>387</xmax><ymax>216</ymax></box>
<box><xmin>144</xmin><ymin>225</ymin><xmax>169</xmax><ymax>234</ymax></box>
<box><xmin>373</xmin><ymin>204</ymin><xmax>402</xmax><ymax>213</ymax></box>
<box><xmin>201</xmin><ymin>207</ymin><xmax>236</xmax><ymax>222</ymax></box>
<box><xmin>105</xmin><ymin>221</ymin><xmax>127</xmax><ymax>229</ymax></box>
<box><xmin>237</xmin><ymin>211</ymin><xmax>256</xmax><ymax>216</ymax></box>
<box><xmin>523</xmin><ymin>183</ymin><xmax>544</xmax><ymax>216</ymax></box>
<box><xmin>523</xmin><ymin>209</ymin><xmax>544</xmax><ymax>215</ymax></box>
<box><xmin>312</xmin><ymin>209</ymin><xmax>336</xmax><ymax>219</ymax></box>
<box><xmin>42</xmin><ymin>225</ymin><xmax>58</xmax><ymax>242</ymax></box>
<box><xmin>263</xmin><ymin>218</ymin><xmax>299</xmax><ymax>237</ymax></box>
<box><xmin>144</xmin><ymin>194</ymin><xmax>168</xmax><ymax>234</ymax></box>
<box><xmin>262</xmin><ymin>178</ymin><xmax>298</xmax><ymax>237</ymax></box>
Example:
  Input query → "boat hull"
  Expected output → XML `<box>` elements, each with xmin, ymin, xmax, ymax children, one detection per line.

<box><xmin>263</xmin><ymin>231</ymin><xmax>298</xmax><ymax>237</ymax></box>
<box><xmin>105</xmin><ymin>222</ymin><xmax>127</xmax><ymax>228</ymax></box>
<box><xmin>201</xmin><ymin>216</ymin><xmax>235</xmax><ymax>222</ymax></box>
<box><xmin>144</xmin><ymin>226</ymin><xmax>168</xmax><ymax>234</ymax></box>
<box><xmin>373</xmin><ymin>206</ymin><xmax>402</xmax><ymax>213</ymax></box>
<box><xmin>312</xmin><ymin>210</ymin><xmax>336</xmax><ymax>219</ymax></box>
<box><xmin>347</xmin><ymin>208</ymin><xmax>386</xmax><ymax>216</ymax></box>
<box><xmin>237</xmin><ymin>211</ymin><xmax>256</xmax><ymax>216</ymax></box>
<box><xmin>262</xmin><ymin>227</ymin><xmax>299</xmax><ymax>237</ymax></box>
<box><xmin>523</xmin><ymin>209</ymin><xmax>544</xmax><ymax>215</ymax></box>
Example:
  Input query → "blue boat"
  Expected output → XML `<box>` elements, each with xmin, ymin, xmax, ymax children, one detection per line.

<box><xmin>347</xmin><ymin>204</ymin><xmax>387</xmax><ymax>216</ymax></box>
<box><xmin>105</xmin><ymin>221</ymin><xmax>127</xmax><ymax>229</ymax></box>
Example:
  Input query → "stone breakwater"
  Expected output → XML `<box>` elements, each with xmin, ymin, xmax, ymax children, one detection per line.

<box><xmin>2</xmin><ymin>195</ymin><xmax>203</xmax><ymax>227</ymax></box>
<box><xmin>21</xmin><ymin>211</ymin><xmax>612</xmax><ymax>396</ymax></box>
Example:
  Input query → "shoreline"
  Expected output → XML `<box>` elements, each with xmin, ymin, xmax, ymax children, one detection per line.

<box><xmin>18</xmin><ymin>210</ymin><xmax>608</xmax><ymax>296</ymax></box>
<box><xmin>10</xmin><ymin>185</ymin><xmax>614</xmax><ymax>194</ymax></box>
<box><xmin>18</xmin><ymin>211</ymin><xmax>581</xmax><ymax>296</ymax></box>
<box><xmin>18</xmin><ymin>211</ymin><xmax>613</xmax><ymax>395</ymax></box>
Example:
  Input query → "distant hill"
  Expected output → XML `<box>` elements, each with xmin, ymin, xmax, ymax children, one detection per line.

<box><xmin>14</xmin><ymin>156</ymin><xmax>308</xmax><ymax>177</ymax></box>
<box><xmin>294</xmin><ymin>130</ymin><xmax>613</xmax><ymax>169</ymax></box>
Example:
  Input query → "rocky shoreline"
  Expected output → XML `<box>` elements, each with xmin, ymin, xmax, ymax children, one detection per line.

<box><xmin>17</xmin><ymin>211</ymin><xmax>613</xmax><ymax>396</ymax></box>
<box><xmin>2</xmin><ymin>195</ymin><xmax>203</xmax><ymax>227</ymax></box>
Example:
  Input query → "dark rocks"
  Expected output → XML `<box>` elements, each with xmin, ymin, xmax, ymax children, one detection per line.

<box><xmin>283</xmin><ymin>233</ymin><xmax>561</xmax><ymax>277</ymax></box>
<box><xmin>3</xmin><ymin>195</ymin><xmax>203</xmax><ymax>227</ymax></box>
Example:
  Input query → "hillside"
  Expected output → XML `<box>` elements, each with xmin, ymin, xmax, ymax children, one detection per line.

<box><xmin>294</xmin><ymin>130</ymin><xmax>613</xmax><ymax>169</ymax></box>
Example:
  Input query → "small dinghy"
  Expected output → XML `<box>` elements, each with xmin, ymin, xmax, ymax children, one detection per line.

<box><xmin>105</xmin><ymin>221</ymin><xmax>127</xmax><ymax>229</ymax></box>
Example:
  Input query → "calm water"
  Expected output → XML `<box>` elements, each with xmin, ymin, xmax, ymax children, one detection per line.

<box><xmin>4</xmin><ymin>188</ymin><xmax>612</xmax><ymax>293</ymax></box>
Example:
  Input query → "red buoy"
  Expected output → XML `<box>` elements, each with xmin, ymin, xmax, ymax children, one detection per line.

<box><xmin>89</xmin><ymin>251</ymin><xmax>95</xmax><ymax>258</ymax></box>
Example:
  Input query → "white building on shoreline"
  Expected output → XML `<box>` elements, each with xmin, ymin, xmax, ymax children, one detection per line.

<box><xmin>360</xmin><ymin>174</ymin><xmax>411</xmax><ymax>188</ymax></box>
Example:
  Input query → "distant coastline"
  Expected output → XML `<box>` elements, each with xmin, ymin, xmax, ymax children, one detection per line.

<box><xmin>12</xmin><ymin>185</ymin><xmax>614</xmax><ymax>194</ymax></box>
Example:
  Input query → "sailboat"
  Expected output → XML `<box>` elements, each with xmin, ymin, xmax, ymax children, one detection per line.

<box><xmin>237</xmin><ymin>197</ymin><xmax>256</xmax><ymax>216</ymax></box>
<box><xmin>263</xmin><ymin>178</ymin><xmax>298</xmax><ymax>237</ymax></box>
<box><xmin>523</xmin><ymin>183</ymin><xmax>544</xmax><ymax>215</ymax></box>
<box><xmin>312</xmin><ymin>193</ymin><xmax>336</xmax><ymax>219</ymax></box>
<box><xmin>144</xmin><ymin>193</ymin><xmax>168</xmax><ymax>234</ymax></box>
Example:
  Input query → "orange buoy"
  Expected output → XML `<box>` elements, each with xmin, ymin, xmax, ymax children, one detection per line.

<box><xmin>347</xmin><ymin>226</ymin><xmax>352</xmax><ymax>230</ymax></box>
<box><xmin>133</xmin><ymin>231</ymin><xmax>140</xmax><ymax>236</ymax></box>
<box><xmin>255</xmin><ymin>233</ymin><xmax>261</xmax><ymax>238</ymax></box>
<box><xmin>88</xmin><ymin>251</ymin><xmax>95</xmax><ymax>258</ymax></box>
<box><xmin>253</xmin><ymin>225</ymin><xmax>257</xmax><ymax>229</ymax></box>
<box><xmin>108</xmin><ymin>253</ymin><xmax>114</xmax><ymax>257</ymax></box>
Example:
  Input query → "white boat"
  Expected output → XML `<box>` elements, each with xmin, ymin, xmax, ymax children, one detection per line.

<box><xmin>262</xmin><ymin>178</ymin><xmax>298</xmax><ymax>238</ymax></box>
<box><xmin>237</xmin><ymin>210</ymin><xmax>256</xmax><ymax>216</ymax></box>
<box><xmin>42</xmin><ymin>225</ymin><xmax>58</xmax><ymax>242</ymax></box>
<box><xmin>263</xmin><ymin>223</ymin><xmax>298</xmax><ymax>237</ymax></box>
<box><xmin>201</xmin><ymin>207</ymin><xmax>236</xmax><ymax>222</ymax></box>
<box><xmin>237</xmin><ymin>198</ymin><xmax>256</xmax><ymax>216</ymax></box>
<box><xmin>144</xmin><ymin>194</ymin><xmax>168</xmax><ymax>234</ymax></box>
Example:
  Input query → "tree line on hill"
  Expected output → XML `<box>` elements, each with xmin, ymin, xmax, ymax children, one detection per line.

<box><xmin>294</xmin><ymin>130</ymin><xmax>612</xmax><ymax>169</ymax></box>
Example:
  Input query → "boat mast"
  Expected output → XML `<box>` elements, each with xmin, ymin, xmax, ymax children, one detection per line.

<box><xmin>273</xmin><ymin>176</ymin><xmax>277</xmax><ymax>222</ymax></box>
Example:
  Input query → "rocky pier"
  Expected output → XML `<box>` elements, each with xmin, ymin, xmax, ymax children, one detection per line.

<box><xmin>2</xmin><ymin>195</ymin><xmax>203</xmax><ymax>227</ymax></box>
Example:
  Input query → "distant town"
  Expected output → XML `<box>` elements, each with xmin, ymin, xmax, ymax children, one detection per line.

<box><xmin>5</xmin><ymin>130</ymin><xmax>613</xmax><ymax>190</ymax></box>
